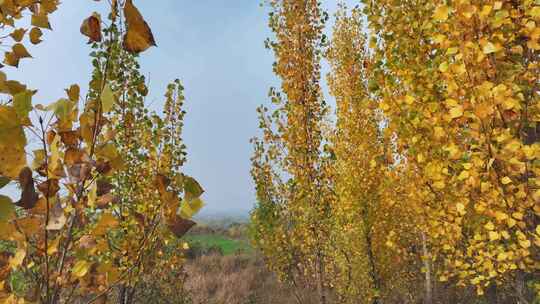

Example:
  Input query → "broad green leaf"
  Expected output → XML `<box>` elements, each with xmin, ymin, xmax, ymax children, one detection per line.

<box><xmin>180</xmin><ymin>197</ymin><xmax>205</xmax><ymax>219</ymax></box>
<box><xmin>13</xmin><ymin>90</ymin><xmax>33</xmax><ymax>122</ymax></box>
<box><xmin>0</xmin><ymin>176</ymin><xmax>9</xmax><ymax>189</ymax></box>
<box><xmin>101</xmin><ymin>84</ymin><xmax>115</xmax><ymax>113</ymax></box>
<box><xmin>0</xmin><ymin>106</ymin><xmax>27</xmax><ymax>178</ymax></box>
<box><xmin>0</xmin><ymin>195</ymin><xmax>14</xmax><ymax>223</ymax></box>
<box><xmin>183</xmin><ymin>176</ymin><xmax>204</xmax><ymax>201</ymax></box>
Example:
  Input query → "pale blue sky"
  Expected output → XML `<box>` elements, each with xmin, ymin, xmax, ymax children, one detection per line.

<box><xmin>7</xmin><ymin>1</ymin><xmax>356</xmax><ymax>215</ymax></box>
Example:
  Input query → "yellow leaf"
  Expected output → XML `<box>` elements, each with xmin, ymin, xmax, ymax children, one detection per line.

<box><xmin>12</xmin><ymin>43</ymin><xmax>31</xmax><ymax>58</ymax></box>
<box><xmin>4</xmin><ymin>51</ymin><xmax>20</xmax><ymax>67</ymax></box>
<box><xmin>501</xmin><ymin>176</ymin><xmax>512</xmax><ymax>185</ymax></box>
<box><xmin>482</xmin><ymin>42</ymin><xmax>498</xmax><ymax>54</ymax></box>
<box><xmin>29</xmin><ymin>27</ymin><xmax>43</xmax><ymax>45</ymax></box>
<box><xmin>446</xmin><ymin>47</ymin><xmax>459</xmax><ymax>55</ymax></box>
<box><xmin>47</xmin><ymin>238</ymin><xmax>60</xmax><ymax>255</ymax></box>
<box><xmin>432</xmin><ymin>34</ymin><xmax>446</xmax><ymax>44</ymax></box>
<box><xmin>530</xmin><ymin>6</ymin><xmax>540</xmax><ymax>18</ymax></box>
<box><xmin>488</xmin><ymin>231</ymin><xmax>499</xmax><ymax>241</ymax></box>
<box><xmin>49</xmin><ymin>134</ymin><xmax>61</xmax><ymax>174</ymax></box>
<box><xmin>8</xmin><ymin>249</ymin><xmax>26</xmax><ymax>269</ymax></box>
<box><xmin>449</xmin><ymin>105</ymin><xmax>463</xmax><ymax>119</ymax></box>
<box><xmin>433</xmin><ymin>5</ymin><xmax>450</xmax><ymax>21</ymax></box>
<box><xmin>512</xmin><ymin>212</ymin><xmax>523</xmax><ymax>220</ymax></box>
<box><xmin>72</xmin><ymin>260</ymin><xmax>90</xmax><ymax>278</ymax></box>
<box><xmin>433</xmin><ymin>181</ymin><xmax>445</xmax><ymax>189</ymax></box>
<box><xmin>494</xmin><ymin>211</ymin><xmax>508</xmax><ymax>222</ymax></box>
<box><xmin>31</xmin><ymin>14</ymin><xmax>51</xmax><ymax>29</ymax></box>
<box><xmin>519</xmin><ymin>239</ymin><xmax>531</xmax><ymax>249</ymax></box>
<box><xmin>10</xmin><ymin>28</ymin><xmax>26</xmax><ymax>42</ymax></box>
<box><xmin>507</xmin><ymin>218</ymin><xmax>516</xmax><ymax>228</ymax></box>
<box><xmin>439</xmin><ymin>61</ymin><xmax>449</xmax><ymax>73</ymax></box>
<box><xmin>474</xmin><ymin>103</ymin><xmax>493</xmax><ymax>119</ymax></box>
<box><xmin>456</xmin><ymin>203</ymin><xmax>466</xmax><ymax>215</ymax></box>
<box><xmin>484</xmin><ymin>221</ymin><xmax>495</xmax><ymax>231</ymax></box>
<box><xmin>101</xmin><ymin>84</ymin><xmax>115</xmax><ymax>113</ymax></box>
<box><xmin>434</xmin><ymin>127</ymin><xmax>445</xmax><ymax>139</ymax></box>
<box><xmin>457</xmin><ymin>170</ymin><xmax>469</xmax><ymax>180</ymax></box>
<box><xmin>123</xmin><ymin>0</ymin><xmax>157</xmax><ymax>53</ymax></box>
<box><xmin>404</xmin><ymin>95</ymin><xmax>415</xmax><ymax>105</ymax></box>
<box><xmin>66</xmin><ymin>84</ymin><xmax>80</xmax><ymax>102</ymax></box>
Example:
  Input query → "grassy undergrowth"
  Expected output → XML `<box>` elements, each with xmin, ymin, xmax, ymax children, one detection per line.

<box><xmin>186</xmin><ymin>234</ymin><xmax>252</xmax><ymax>256</ymax></box>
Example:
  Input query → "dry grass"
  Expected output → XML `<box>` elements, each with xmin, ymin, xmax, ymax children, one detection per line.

<box><xmin>184</xmin><ymin>253</ymin><xmax>316</xmax><ymax>304</ymax></box>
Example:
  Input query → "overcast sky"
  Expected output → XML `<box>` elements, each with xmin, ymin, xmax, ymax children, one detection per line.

<box><xmin>6</xmin><ymin>0</ymin><xmax>357</xmax><ymax>215</ymax></box>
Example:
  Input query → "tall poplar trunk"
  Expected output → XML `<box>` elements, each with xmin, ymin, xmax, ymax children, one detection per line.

<box><xmin>515</xmin><ymin>270</ymin><xmax>530</xmax><ymax>304</ymax></box>
<box><xmin>118</xmin><ymin>285</ymin><xmax>134</xmax><ymax>304</ymax></box>
<box><xmin>316</xmin><ymin>250</ymin><xmax>327</xmax><ymax>304</ymax></box>
<box><xmin>421</xmin><ymin>233</ymin><xmax>433</xmax><ymax>304</ymax></box>
<box><xmin>486</xmin><ymin>283</ymin><xmax>498</xmax><ymax>304</ymax></box>
<box><xmin>366</xmin><ymin>230</ymin><xmax>381</xmax><ymax>304</ymax></box>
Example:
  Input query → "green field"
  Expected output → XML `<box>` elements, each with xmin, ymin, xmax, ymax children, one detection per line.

<box><xmin>186</xmin><ymin>234</ymin><xmax>252</xmax><ymax>255</ymax></box>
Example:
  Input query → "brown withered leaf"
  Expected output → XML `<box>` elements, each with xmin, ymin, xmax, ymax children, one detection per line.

<box><xmin>96</xmin><ymin>180</ymin><xmax>113</xmax><ymax>196</ymax></box>
<box><xmin>155</xmin><ymin>174</ymin><xmax>170</xmax><ymax>196</ymax></box>
<box><xmin>17</xmin><ymin>167</ymin><xmax>38</xmax><ymax>209</ymax></box>
<box><xmin>68</xmin><ymin>163</ymin><xmax>91</xmax><ymax>181</ymax></box>
<box><xmin>95</xmin><ymin>161</ymin><xmax>111</xmax><ymax>175</ymax></box>
<box><xmin>46</xmin><ymin>202</ymin><xmax>66</xmax><ymax>230</ymax></box>
<box><xmin>167</xmin><ymin>216</ymin><xmax>196</xmax><ymax>238</ymax></box>
<box><xmin>123</xmin><ymin>0</ymin><xmax>156</xmax><ymax>53</ymax></box>
<box><xmin>46</xmin><ymin>130</ymin><xmax>56</xmax><ymax>145</ymax></box>
<box><xmin>96</xmin><ymin>193</ymin><xmax>116</xmax><ymax>209</ymax></box>
<box><xmin>59</xmin><ymin>129</ymin><xmax>80</xmax><ymax>147</ymax></box>
<box><xmin>79</xmin><ymin>235</ymin><xmax>97</xmax><ymax>250</ymax></box>
<box><xmin>133</xmin><ymin>212</ymin><xmax>145</xmax><ymax>227</ymax></box>
<box><xmin>64</xmin><ymin>148</ymin><xmax>85</xmax><ymax>166</ymax></box>
<box><xmin>80</xmin><ymin>13</ymin><xmax>102</xmax><ymax>43</ymax></box>
<box><xmin>37</xmin><ymin>179</ymin><xmax>60</xmax><ymax>197</ymax></box>
<box><xmin>15</xmin><ymin>216</ymin><xmax>42</xmax><ymax>236</ymax></box>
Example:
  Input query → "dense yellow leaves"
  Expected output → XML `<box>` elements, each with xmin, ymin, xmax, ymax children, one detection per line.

<box><xmin>357</xmin><ymin>0</ymin><xmax>540</xmax><ymax>297</ymax></box>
